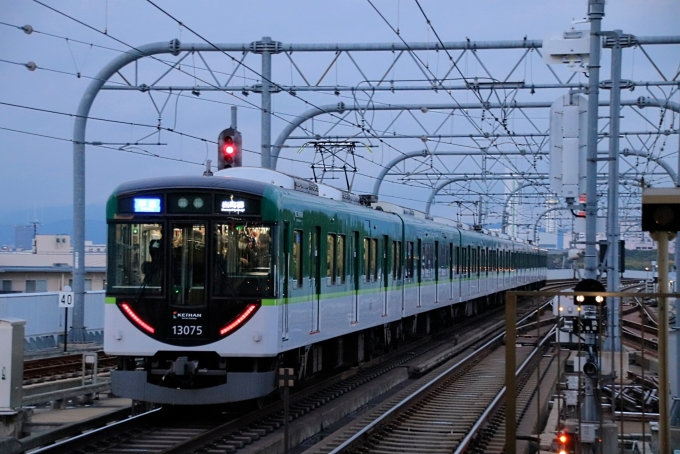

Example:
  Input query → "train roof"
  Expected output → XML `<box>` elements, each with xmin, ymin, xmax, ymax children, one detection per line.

<box><xmin>109</xmin><ymin>168</ymin><xmax>540</xmax><ymax>248</ymax></box>
<box><xmin>110</xmin><ymin>174</ymin><xmax>271</xmax><ymax>197</ymax></box>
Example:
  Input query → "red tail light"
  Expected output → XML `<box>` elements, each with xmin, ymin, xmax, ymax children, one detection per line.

<box><xmin>120</xmin><ymin>303</ymin><xmax>155</xmax><ymax>334</ymax></box>
<box><xmin>220</xmin><ymin>304</ymin><xmax>259</xmax><ymax>336</ymax></box>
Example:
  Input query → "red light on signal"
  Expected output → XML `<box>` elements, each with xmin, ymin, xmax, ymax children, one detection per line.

<box><xmin>558</xmin><ymin>434</ymin><xmax>568</xmax><ymax>444</ymax></box>
<box><xmin>222</xmin><ymin>137</ymin><xmax>235</xmax><ymax>157</ymax></box>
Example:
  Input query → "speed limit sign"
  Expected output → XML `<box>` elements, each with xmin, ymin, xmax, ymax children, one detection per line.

<box><xmin>58</xmin><ymin>292</ymin><xmax>74</xmax><ymax>308</ymax></box>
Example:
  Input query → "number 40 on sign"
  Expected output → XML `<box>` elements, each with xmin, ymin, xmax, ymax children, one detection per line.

<box><xmin>58</xmin><ymin>292</ymin><xmax>74</xmax><ymax>308</ymax></box>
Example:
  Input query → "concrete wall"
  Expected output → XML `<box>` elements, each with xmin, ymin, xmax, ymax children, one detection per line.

<box><xmin>0</xmin><ymin>291</ymin><xmax>104</xmax><ymax>337</ymax></box>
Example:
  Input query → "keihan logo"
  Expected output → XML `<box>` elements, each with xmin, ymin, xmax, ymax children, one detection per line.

<box><xmin>173</xmin><ymin>312</ymin><xmax>202</xmax><ymax>320</ymax></box>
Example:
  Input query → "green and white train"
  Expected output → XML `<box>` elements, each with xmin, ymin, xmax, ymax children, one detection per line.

<box><xmin>105</xmin><ymin>167</ymin><xmax>547</xmax><ymax>405</ymax></box>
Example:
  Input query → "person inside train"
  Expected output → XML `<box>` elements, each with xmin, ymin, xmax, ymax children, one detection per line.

<box><xmin>237</xmin><ymin>234</ymin><xmax>255</xmax><ymax>269</ymax></box>
<box><xmin>141</xmin><ymin>238</ymin><xmax>162</xmax><ymax>286</ymax></box>
<box><xmin>253</xmin><ymin>231</ymin><xmax>271</xmax><ymax>269</ymax></box>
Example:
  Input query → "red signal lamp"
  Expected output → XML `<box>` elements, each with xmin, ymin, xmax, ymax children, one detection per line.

<box><xmin>222</xmin><ymin>138</ymin><xmax>235</xmax><ymax>157</ymax></box>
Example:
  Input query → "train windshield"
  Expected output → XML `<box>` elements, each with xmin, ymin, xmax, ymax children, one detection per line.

<box><xmin>171</xmin><ymin>224</ymin><xmax>206</xmax><ymax>307</ymax></box>
<box><xmin>109</xmin><ymin>223</ymin><xmax>164</xmax><ymax>295</ymax></box>
<box><xmin>213</xmin><ymin>223</ymin><xmax>273</xmax><ymax>297</ymax></box>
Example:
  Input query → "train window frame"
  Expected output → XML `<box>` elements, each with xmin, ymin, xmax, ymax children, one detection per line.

<box><xmin>406</xmin><ymin>241</ymin><xmax>414</xmax><ymax>280</ymax></box>
<box><xmin>170</xmin><ymin>223</ymin><xmax>207</xmax><ymax>307</ymax></box>
<box><xmin>336</xmin><ymin>234</ymin><xmax>345</xmax><ymax>285</ymax></box>
<box><xmin>434</xmin><ymin>241</ymin><xmax>439</xmax><ymax>282</ymax></box>
<box><xmin>293</xmin><ymin>229</ymin><xmax>303</xmax><ymax>288</ymax></box>
<box><xmin>363</xmin><ymin>237</ymin><xmax>370</xmax><ymax>283</ymax></box>
<box><xmin>108</xmin><ymin>222</ymin><xmax>164</xmax><ymax>296</ymax></box>
<box><xmin>327</xmin><ymin>233</ymin><xmax>337</xmax><ymax>285</ymax></box>
<box><xmin>392</xmin><ymin>240</ymin><xmax>403</xmax><ymax>280</ymax></box>
<box><xmin>455</xmin><ymin>246</ymin><xmax>460</xmax><ymax>276</ymax></box>
<box><xmin>417</xmin><ymin>239</ymin><xmax>423</xmax><ymax>283</ymax></box>
<box><xmin>370</xmin><ymin>238</ymin><xmax>378</xmax><ymax>282</ymax></box>
<box><xmin>438</xmin><ymin>241</ymin><xmax>449</xmax><ymax>281</ymax></box>
<box><xmin>212</xmin><ymin>223</ymin><xmax>275</xmax><ymax>299</ymax></box>
<box><xmin>422</xmin><ymin>242</ymin><xmax>433</xmax><ymax>281</ymax></box>
<box><xmin>449</xmin><ymin>243</ymin><xmax>454</xmax><ymax>280</ymax></box>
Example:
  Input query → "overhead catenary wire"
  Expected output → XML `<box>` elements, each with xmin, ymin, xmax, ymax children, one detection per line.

<box><xmin>366</xmin><ymin>0</ymin><xmax>540</xmax><ymax>178</ymax></box>
<box><xmin>0</xmin><ymin>125</ymin><xmax>205</xmax><ymax>166</ymax></box>
<box><xmin>0</xmin><ymin>100</ymin><xmax>216</xmax><ymax>145</ymax></box>
<box><xmin>9</xmin><ymin>7</ymin><xmax>490</xmax><ymax>180</ymax></box>
<box><xmin>142</xmin><ymin>0</ymin><xmax>416</xmax><ymax>164</ymax></box>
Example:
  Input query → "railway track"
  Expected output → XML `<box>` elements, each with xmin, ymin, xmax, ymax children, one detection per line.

<box><xmin>24</xmin><ymin>352</ymin><xmax>117</xmax><ymax>383</ymax></box>
<box><xmin>302</xmin><ymin>306</ymin><xmax>556</xmax><ymax>453</ymax></box>
<box><xmin>26</xmin><ymin>285</ymin><xmax>570</xmax><ymax>454</ymax></box>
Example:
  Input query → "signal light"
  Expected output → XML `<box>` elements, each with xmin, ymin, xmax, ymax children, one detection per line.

<box><xmin>641</xmin><ymin>188</ymin><xmax>680</xmax><ymax>232</ymax></box>
<box><xmin>217</xmin><ymin>128</ymin><xmax>242</xmax><ymax>170</ymax></box>
<box><xmin>573</xmin><ymin>278</ymin><xmax>606</xmax><ymax>307</ymax></box>
<box><xmin>557</xmin><ymin>430</ymin><xmax>575</xmax><ymax>454</ymax></box>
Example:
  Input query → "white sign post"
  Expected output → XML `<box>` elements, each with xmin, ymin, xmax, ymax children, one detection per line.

<box><xmin>59</xmin><ymin>287</ymin><xmax>74</xmax><ymax>352</ymax></box>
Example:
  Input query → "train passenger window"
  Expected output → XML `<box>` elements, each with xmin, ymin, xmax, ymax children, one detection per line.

<box><xmin>417</xmin><ymin>239</ymin><xmax>423</xmax><ymax>282</ymax></box>
<box><xmin>336</xmin><ymin>235</ymin><xmax>345</xmax><ymax>284</ymax></box>
<box><xmin>327</xmin><ymin>234</ymin><xmax>336</xmax><ymax>284</ymax></box>
<box><xmin>449</xmin><ymin>243</ymin><xmax>454</xmax><ymax>279</ymax></box>
<box><xmin>455</xmin><ymin>246</ymin><xmax>460</xmax><ymax>275</ymax></box>
<box><xmin>439</xmin><ymin>241</ymin><xmax>449</xmax><ymax>279</ymax></box>
<box><xmin>392</xmin><ymin>241</ymin><xmax>402</xmax><ymax>280</ymax></box>
<box><xmin>108</xmin><ymin>223</ymin><xmax>164</xmax><ymax>295</ymax></box>
<box><xmin>171</xmin><ymin>224</ymin><xmax>206</xmax><ymax>306</ymax></box>
<box><xmin>484</xmin><ymin>248</ymin><xmax>488</xmax><ymax>274</ymax></box>
<box><xmin>363</xmin><ymin>238</ymin><xmax>369</xmax><ymax>282</ymax></box>
<box><xmin>397</xmin><ymin>241</ymin><xmax>402</xmax><ymax>279</ymax></box>
<box><xmin>471</xmin><ymin>247</ymin><xmax>477</xmax><ymax>276</ymax></box>
<box><xmin>465</xmin><ymin>246</ymin><xmax>470</xmax><ymax>277</ymax></box>
<box><xmin>422</xmin><ymin>243</ymin><xmax>434</xmax><ymax>280</ymax></box>
<box><xmin>293</xmin><ymin>230</ymin><xmax>303</xmax><ymax>287</ymax></box>
<box><xmin>213</xmin><ymin>224</ymin><xmax>274</xmax><ymax>297</ymax></box>
<box><xmin>370</xmin><ymin>238</ymin><xmax>378</xmax><ymax>281</ymax></box>
<box><xmin>405</xmin><ymin>242</ymin><xmax>414</xmax><ymax>279</ymax></box>
<box><xmin>434</xmin><ymin>241</ymin><xmax>439</xmax><ymax>281</ymax></box>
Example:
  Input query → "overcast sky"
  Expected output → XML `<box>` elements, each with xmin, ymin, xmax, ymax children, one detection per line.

<box><xmin>1</xmin><ymin>0</ymin><xmax>678</xmax><ymax>231</ymax></box>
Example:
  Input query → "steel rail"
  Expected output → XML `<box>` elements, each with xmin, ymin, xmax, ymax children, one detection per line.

<box><xmin>327</xmin><ymin>300</ymin><xmax>553</xmax><ymax>454</ymax></box>
<box><xmin>457</xmin><ymin>325</ymin><xmax>557</xmax><ymax>454</ymax></box>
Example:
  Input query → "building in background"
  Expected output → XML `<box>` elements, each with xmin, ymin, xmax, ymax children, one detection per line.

<box><xmin>14</xmin><ymin>224</ymin><xmax>34</xmax><ymax>250</ymax></box>
<box><xmin>0</xmin><ymin>234</ymin><xmax>105</xmax><ymax>293</ymax></box>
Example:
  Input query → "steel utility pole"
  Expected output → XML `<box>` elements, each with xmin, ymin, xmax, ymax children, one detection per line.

<box><xmin>584</xmin><ymin>0</ymin><xmax>605</xmax><ymax>280</ymax></box>
<box><xmin>603</xmin><ymin>30</ymin><xmax>628</xmax><ymax>355</ymax></box>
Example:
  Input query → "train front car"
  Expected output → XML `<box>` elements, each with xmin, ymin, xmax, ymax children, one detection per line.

<box><xmin>105</xmin><ymin>176</ymin><xmax>280</xmax><ymax>405</ymax></box>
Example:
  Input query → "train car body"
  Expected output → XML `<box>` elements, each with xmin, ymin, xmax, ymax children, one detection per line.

<box><xmin>105</xmin><ymin>167</ymin><xmax>546</xmax><ymax>404</ymax></box>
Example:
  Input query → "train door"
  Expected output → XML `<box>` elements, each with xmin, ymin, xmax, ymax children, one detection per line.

<box><xmin>471</xmin><ymin>246</ymin><xmax>479</xmax><ymax>295</ymax></box>
<box><xmin>382</xmin><ymin>235</ymin><xmax>388</xmax><ymax>316</ymax></box>
<box><xmin>352</xmin><ymin>231</ymin><xmax>359</xmax><ymax>323</ymax></box>
<box><xmin>434</xmin><ymin>241</ymin><xmax>439</xmax><ymax>303</ymax></box>
<box><xmin>465</xmin><ymin>246</ymin><xmax>471</xmax><ymax>297</ymax></box>
<box><xmin>449</xmin><ymin>243</ymin><xmax>454</xmax><ymax>300</ymax></box>
<box><xmin>282</xmin><ymin>222</ymin><xmax>290</xmax><ymax>340</ymax></box>
<box><xmin>480</xmin><ymin>247</ymin><xmax>487</xmax><ymax>294</ymax></box>
<box><xmin>310</xmin><ymin>227</ymin><xmax>321</xmax><ymax>333</ymax></box>
<box><xmin>417</xmin><ymin>239</ymin><xmax>422</xmax><ymax>308</ymax></box>
<box><xmin>170</xmin><ymin>223</ymin><xmax>207</xmax><ymax>307</ymax></box>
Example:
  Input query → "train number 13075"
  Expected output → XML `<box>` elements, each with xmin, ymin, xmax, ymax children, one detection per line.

<box><xmin>172</xmin><ymin>325</ymin><xmax>203</xmax><ymax>336</ymax></box>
